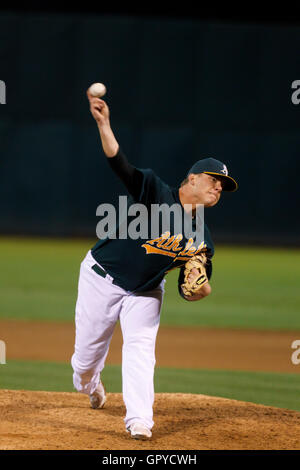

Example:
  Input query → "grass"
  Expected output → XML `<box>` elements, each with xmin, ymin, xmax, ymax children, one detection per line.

<box><xmin>0</xmin><ymin>237</ymin><xmax>88</xmax><ymax>323</ymax></box>
<box><xmin>0</xmin><ymin>237</ymin><xmax>300</xmax><ymax>330</ymax></box>
<box><xmin>1</xmin><ymin>359</ymin><xmax>300</xmax><ymax>412</ymax></box>
<box><xmin>163</xmin><ymin>245</ymin><xmax>300</xmax><ymax>329</ymax></box>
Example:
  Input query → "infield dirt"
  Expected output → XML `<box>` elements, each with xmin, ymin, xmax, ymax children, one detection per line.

<box><xmin>1</xmin><ymin>319</ymin><xmax>299</xmax><ymax>372</ymax></box>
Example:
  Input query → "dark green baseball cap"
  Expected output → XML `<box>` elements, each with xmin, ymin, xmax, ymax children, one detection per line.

<box><xmin>188</xmin><ymin>158</ymin><xmax>238</xmax><ymax>192</ymax></box>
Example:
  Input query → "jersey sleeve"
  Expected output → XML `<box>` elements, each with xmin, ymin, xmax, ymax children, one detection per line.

<box><xmin>107</xmin><ymin>147</ymin><xmax>168</xmax><ymax>204</ymax></box>
<box><xmin>107</xmin><ymin>147</ymin><xmax>144</xmax><ymax>201</ymax></box>
<box><xmin>135</xmin><ymin>168</ymin><xmax>169</xmax><ymax>205</ymax></box>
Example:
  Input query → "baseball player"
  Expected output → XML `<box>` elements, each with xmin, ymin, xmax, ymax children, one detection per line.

<box><xmin>71</xmin><ymin>90</ymin><xmax>238</xmax><ymax>440</ymax></box>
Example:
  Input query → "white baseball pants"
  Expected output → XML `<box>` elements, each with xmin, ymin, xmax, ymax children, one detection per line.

<box><xmin>71</xmin><ymin>250</ymin><xmax>165</xmax><ymax>430</ymax></box>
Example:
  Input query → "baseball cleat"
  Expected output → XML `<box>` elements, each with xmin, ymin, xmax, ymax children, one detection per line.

<box><xmin>126</xmin><ymin>423</ymin><xmax>152</xmax><ymax>440</ymax></box>
<box><xmin>89</xmin><ymin>381</ymin><xmax>106</xmax><ymax>409</ymax></box>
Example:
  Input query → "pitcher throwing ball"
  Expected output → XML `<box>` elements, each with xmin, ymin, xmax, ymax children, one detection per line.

<box><xmin>71</xmin><ymin>88</ymin><xmax>238</xmax><ymax>440</ymax></box>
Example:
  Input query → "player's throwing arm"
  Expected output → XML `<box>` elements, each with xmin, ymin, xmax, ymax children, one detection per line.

<box><xmin>87</xmin><ymin>84</ymin><xmax>119</xmax><ymax>158</ymax></box>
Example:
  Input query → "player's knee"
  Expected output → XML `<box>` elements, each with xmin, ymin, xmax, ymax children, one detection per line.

<box><xmin>123</xmin><ymin>335</ymin><xmax>156</xmax><ymax>357</ymax></box>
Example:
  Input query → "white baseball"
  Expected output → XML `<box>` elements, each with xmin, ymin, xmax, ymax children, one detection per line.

<box><xmin>89</xmin><ymin>82</ymin><xmax>107</xmax><ymax>98</ymax></box>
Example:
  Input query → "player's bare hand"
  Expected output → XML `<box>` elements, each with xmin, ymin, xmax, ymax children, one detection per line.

<box><xmin>87</xmin><ymin>90</ymin><xmax>110</xmax><ymax>126</ymax></box>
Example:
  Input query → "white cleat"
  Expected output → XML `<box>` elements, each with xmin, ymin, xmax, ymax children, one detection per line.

<box><xmin>126</xmin><ymin>423</ymin><xmax>152</xmax><ymax>440</ymax></box>
<box><xmin>89</xmin><ymin>382</ymin><xmax>106</xmax><ymax>409</ymax></box>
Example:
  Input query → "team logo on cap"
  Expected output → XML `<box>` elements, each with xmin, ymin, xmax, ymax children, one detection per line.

<box><xmin>220</xmin><ymin>164</ymin><xmax>228</xmax><ymax>175</ymax></box>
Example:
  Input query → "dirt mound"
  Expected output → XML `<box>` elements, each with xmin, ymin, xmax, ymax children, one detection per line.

<box><xmin>1</xmin><ymin>390</ymin><xmax>300</xmax><ymax>450</ymax></box>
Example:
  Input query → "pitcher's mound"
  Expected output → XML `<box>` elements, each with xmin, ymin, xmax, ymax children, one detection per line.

<box><xmin>1</xmin><ymin>389</ymin><xmax>300</xmax><ymax>450</ymax></box>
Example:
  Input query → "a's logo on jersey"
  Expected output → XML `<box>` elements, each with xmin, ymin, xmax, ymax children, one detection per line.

<box><xmin>142</xmin><ymin>232</ymin><xmax>207</xmax><ymax>261</ymax></box>
<box><xmin>220</xmin><ymin>164</ymin><xmax>228</xmax><ymax>175</ymax></box>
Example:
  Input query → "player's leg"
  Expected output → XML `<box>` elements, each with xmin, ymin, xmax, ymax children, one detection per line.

<box><xmin>71</xmin><ymin>251</ymin><xmax>123</xmax><ymax>397</ymax></box>
<box><xmin>119</xmin><ymin>280</ymin><xmax>165</xmax><ymax>433</ymax></box>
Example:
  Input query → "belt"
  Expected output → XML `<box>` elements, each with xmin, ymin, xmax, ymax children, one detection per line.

<box><xmin>92</xmin><ymin>263</ymin><xmax>108</xmax><ymax>278</ymax></box>
<box><xmin>91</xmin><ymin>264</ymin><xmax>119</xmax><ymax>287</ymax></box>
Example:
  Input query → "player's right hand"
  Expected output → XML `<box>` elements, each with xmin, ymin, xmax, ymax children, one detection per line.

<box><xmin>87</xmin><ymin>90</ymin><xmax>110</xmax><ymax>126</ymax></box>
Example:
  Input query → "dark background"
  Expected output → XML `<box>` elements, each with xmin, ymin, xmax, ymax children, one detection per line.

<box><xmin>1</xmin><ymin>5</ymin><xmax>300</xmax><ymax>245</ymax></box>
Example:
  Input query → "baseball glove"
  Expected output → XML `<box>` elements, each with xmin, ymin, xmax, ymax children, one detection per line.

<box><xmin>181</xmin><ymin>253</ymin><xmax>208</xmax><ymax>297</ymax></box>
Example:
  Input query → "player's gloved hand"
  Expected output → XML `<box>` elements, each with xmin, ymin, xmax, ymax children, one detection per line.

<box><xmin>181</xmin><ymin>253</ymin><xmax>208</xmax><ymax>298</ymax></box>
